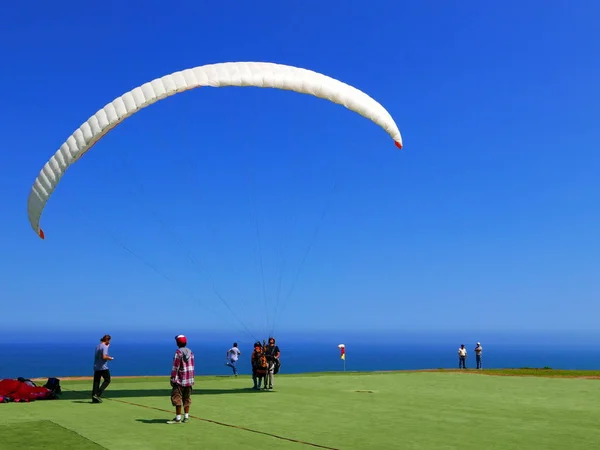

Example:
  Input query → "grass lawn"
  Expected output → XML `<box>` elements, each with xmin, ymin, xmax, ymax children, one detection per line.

<box><xmin>1</xmin><ymin>369</ymin><xmax>599</xmax><ymax>449</ymax></box>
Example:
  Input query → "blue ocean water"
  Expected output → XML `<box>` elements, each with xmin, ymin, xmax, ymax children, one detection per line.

<box><xmin>1</xmin><ymin>332</ymin><xmax>600</xmax><ymax>380</ymax></box>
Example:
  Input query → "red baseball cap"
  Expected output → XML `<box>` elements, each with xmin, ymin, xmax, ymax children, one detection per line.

<box><xmin>175</xmin><ymin>335</ymin><xmax>187</xmax><ymax>346</ymax></box>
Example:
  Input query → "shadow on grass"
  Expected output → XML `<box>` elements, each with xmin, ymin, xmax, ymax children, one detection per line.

<box><xmin>63</xmin><ymin>387</ymin><xmax>261</xmax><ymax>402</ymax></box>
<box><xmin>136</xmin><ymin>419</ymin><xmax>171</xmax><ymax>424</ymax></box>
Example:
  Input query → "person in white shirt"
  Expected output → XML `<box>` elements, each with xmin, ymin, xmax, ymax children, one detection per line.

<box><xmin>225</xmin><ymin>343</ymin><xmax>241</xmax><ymax>376</ymax></box>
<box><xmin>458</xmin><ymin>344</ymin><xmax>467</xmax><ymax>369</ymax></box>
<box><xmin>474</xmin><ymin>342</ymin><xmax>483</xmax><ymax>369</ymax></box>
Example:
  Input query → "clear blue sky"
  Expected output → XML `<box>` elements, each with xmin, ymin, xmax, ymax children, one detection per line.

<box><xmin>1</xmin><ymin>0</ymin><xmax>599</xmax><ymax>341</ymax></box>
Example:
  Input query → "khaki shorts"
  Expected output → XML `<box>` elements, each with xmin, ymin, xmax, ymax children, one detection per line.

<box><xmin>171</xmin><ymin>384</ymin><xmax>192</xmax><ymax>407</ymax></box>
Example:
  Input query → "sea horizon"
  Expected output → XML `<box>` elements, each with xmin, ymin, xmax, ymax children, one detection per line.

<box><xmin>2</xmin><ymin>329</ymin><xmax>599</xmax><ymax>380</ymax></box>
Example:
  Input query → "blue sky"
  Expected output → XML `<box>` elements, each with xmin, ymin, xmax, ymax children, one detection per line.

<box><xmin>1</xmin><ymin>0</ymin><xmax>599</xmax><ymax>341</ymax></box>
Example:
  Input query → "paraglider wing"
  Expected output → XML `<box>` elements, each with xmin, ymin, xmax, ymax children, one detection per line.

<box><xmin>27</xmin><ymin>61</ymin><xmax>403</xmax><ymax>240</ymax></box>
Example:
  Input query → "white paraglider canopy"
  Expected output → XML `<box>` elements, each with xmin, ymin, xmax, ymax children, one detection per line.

<box><xmin>26</xmin><ymin>61</ymin><xmax>403</xmax><ymax>241</ymax></box>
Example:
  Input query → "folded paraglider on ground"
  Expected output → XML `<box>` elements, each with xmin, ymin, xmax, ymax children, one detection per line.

<box><xmin>0</xmin><ymin>377</ymin><xmax>61</xmax><ymax>403</ymax></box>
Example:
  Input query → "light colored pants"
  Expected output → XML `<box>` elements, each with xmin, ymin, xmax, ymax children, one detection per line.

<box><xmin>226</xmin><ymin>359</ymin><xmax>238</xmax><ymax>375</ymax></box>
<box><xmin>266</xmin><ymin>363</ymin><xmax>275</xmax><ymax>388</ymax></box>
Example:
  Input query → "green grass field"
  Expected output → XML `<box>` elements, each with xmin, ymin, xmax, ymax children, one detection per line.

<box><xmin>1</xmin><ymin>369</ymin><xmax>599</xmax><ymax>449</ymax></box>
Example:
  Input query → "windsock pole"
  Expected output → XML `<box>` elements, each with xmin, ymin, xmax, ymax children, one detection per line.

<box><xmin>338</xmin><ymin>344</ymin><xmax>346</xmax><ymax>371</ymax></box>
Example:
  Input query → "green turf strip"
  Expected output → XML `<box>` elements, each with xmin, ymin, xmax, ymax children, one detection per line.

<box><xmin>2</xmin><ymin>372</ymin><xmax>600</xmax><ymax>449</ymax></box>
<box><xmin>0</xmin><ymin>420</ymin><xmax>106</xmax><ymax>449</ymax></box>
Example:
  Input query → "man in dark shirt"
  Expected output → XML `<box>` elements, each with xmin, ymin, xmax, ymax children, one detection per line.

<box><xmin>264</xmin><ymin>337</ymin><xmax>280</xmax><ymax>390</ymax></box>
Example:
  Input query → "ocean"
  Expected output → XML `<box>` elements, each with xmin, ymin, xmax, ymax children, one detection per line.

<box><xmin>2</xmin><ymin>331</ymin><xmax>599</xmax><ymax>380</ymax></box>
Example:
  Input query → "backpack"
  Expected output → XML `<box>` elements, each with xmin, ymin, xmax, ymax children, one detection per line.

<box><xmin>44</xmin><ymin>377</ymin><xmax>62</xmax><ymax>395</ymax></box>
<box><xmin>253</xmin><ymin>350</ymin><xmax>268</xmax><ymax>375</ymax></box>
<box><xmin>265</xmin><ymin>346</ymin><xmax>281</xmax><ymax>374</ymax></box>
<box><xmin>273</xmin><ymin>358</ymin><xmax>281</xmax><ymax>375</ymax></box>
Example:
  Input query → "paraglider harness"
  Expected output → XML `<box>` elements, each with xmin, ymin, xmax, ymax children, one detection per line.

<box><xmin>252</xmin><ymin>342</ymin><xmax>269</xmax><ymax>377</ymax></box>
<box><xmin>16</xmin><ymin>377</ymin><xmax>61</xmax><ymax>395</ymax></box>
<box><xmin>0</xmin><ymin>377</ymin><xmax>62</xmax><ymax>403</ymax></box>
<box><xmin>252</xmin><ymin>339</ymin><xmax>281</xmax><ymax>379</ymax></box>
<box><xmin>263</xmin><ymin>339</ymin><xmax>281</xmax><ymax>375</ymax></box>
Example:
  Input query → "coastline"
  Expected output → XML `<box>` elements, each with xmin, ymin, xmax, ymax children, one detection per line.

<box><xmin>28</xmin><ymin>368</ymin><xmax>600</xmax><ymax>382</ymax></box>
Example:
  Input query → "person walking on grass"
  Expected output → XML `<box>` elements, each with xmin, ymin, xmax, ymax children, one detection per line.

<box><xmin>458</xmin><ymin>344</ymin><xmax>467</xmax><ymax>369</ymax></box>
<box><xmin>225</xmin><ymin>342</ymin><xmax>241</xmax><ymax>376</ymax></box>
<box><xmin>167</xmin><ymin>335</ymin><xmax>195</xmax><ymax>424</ymax></box>
<box><xmin>92</xmin><ymin>334</ymin><xmax>114</xmax><ymax>403</ymax></box>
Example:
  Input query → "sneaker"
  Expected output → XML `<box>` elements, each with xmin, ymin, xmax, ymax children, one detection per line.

<box><xmin>182</xmin><ymin>417</ymin><xmax>189</xmax><ymax>423</ymax></box>
<box><xmin>92</xmin><ymin>395</ymin><xmax>102</xmax><ymax>403</ymax></box>
<box><xmin>166</xmin><ymin>418</ymin><xmax>181</xmax><ymax>424</ymax></box>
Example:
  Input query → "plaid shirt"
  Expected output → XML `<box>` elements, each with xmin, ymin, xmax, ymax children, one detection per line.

<box><xmin>171</xmin><ymin>348</ymin><xmax>195</xmax><ymax>387</ymax></box>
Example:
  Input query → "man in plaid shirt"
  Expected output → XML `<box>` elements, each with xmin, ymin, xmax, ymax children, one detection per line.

<box><xmin>167</xmin><ymin>335</ymin><xmax>195</xmax><ymax>424</ymax></box>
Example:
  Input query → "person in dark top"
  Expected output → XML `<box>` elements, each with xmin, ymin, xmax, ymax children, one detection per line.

<box><xmin>264</xmin><ymin>337</ymin><xmax>281</xmax><ymax>390</ymax></box>
<box><xmin>251</xmin><ymin>342</ymin><xmax>268</xmax><ymax>390</ymax></box>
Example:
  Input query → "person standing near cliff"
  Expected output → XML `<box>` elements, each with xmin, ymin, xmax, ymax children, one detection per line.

<box><xmin>474</xmin><ymin>342</ymin><xmax>483</xmax><ymax>369</ymax></box>
<box><xmin>92</xmin><ymin>334</ymin><xmax>114</xmax><ymax>403</ymax></box>
<box><xmin>167</xmin><ymin>335</ymin><xmax>195</xmax><ymax>424</ymax></box>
